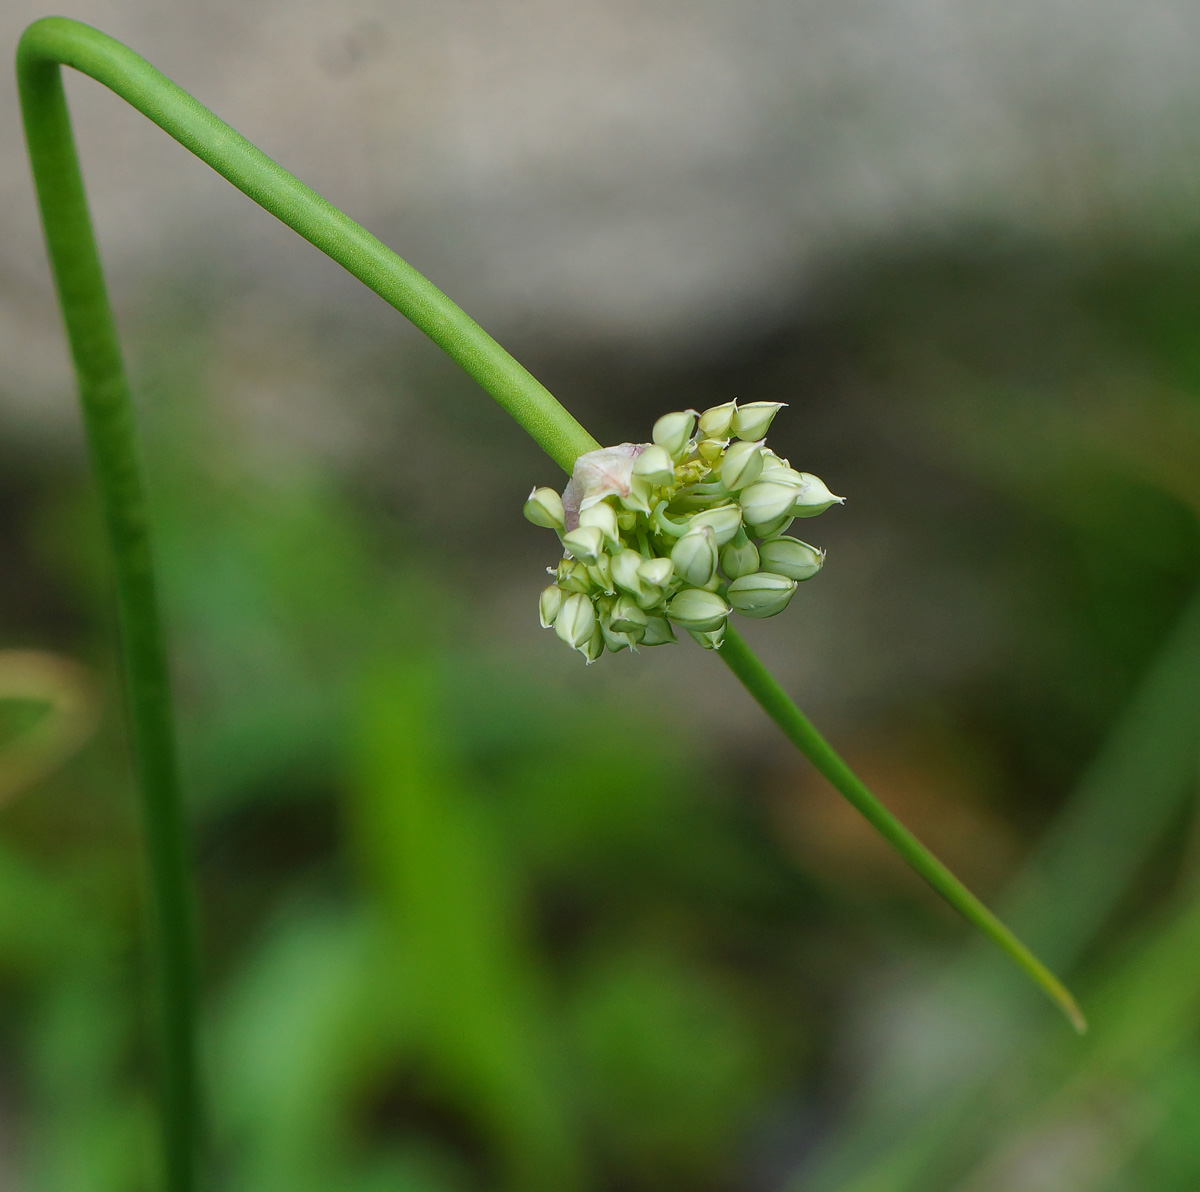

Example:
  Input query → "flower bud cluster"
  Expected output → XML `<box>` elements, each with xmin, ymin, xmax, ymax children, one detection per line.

<box><xmin>524</xmin><ymin>401</ymin><xmax>841</xmax><ymax>661</ymax></box>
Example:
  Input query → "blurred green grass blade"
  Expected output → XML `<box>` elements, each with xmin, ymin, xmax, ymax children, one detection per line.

<box><xmin>351</xmin><ymin>662</ymin><xmax>585</xmax><ymax>1192</ymax></box>
<box><xmin>213</xmin><ymin>905</ymin><xmax>388</xmax><ymax>1192</ymax></box>
<box><xmin>941</xmin><ymin>877</ymin><xmax>1200</xmax><ymax>1192</ymax></box>
<box><xmin>998</xmin><ymin>586</ymin><xmax>1200</xmax><ymax>964</ymax></box>
<box><xmin>796</xmin><ymin>583</ymin><xmax>1200</xmax><ymax>1192</ymax></box>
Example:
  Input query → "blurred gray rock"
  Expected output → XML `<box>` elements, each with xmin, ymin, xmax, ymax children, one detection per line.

<box><xmin>4</xmin><ymin>0</ymin><xmax>1200</xmax><ymax>430</ymax></box>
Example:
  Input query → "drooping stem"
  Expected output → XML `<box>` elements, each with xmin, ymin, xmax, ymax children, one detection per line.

<box><xmin>719</xmin><ymin>629</ymin><xmax>1086</xmax><ymax>1033</ymax></box>
<box><xmin>15</xmin><ymin>19</ymin><xmax>1083</xmax><ymax>1186</ymax></box>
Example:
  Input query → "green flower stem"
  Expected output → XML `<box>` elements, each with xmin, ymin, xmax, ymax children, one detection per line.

<box><xmin>16</xmin><ymin>17</ymin><xmax>599</xmax><ymax>477</ymax></box>
<box><xmin>15</xmin><ymin>19</ymin><xmax>1082</xmax><ymax>1186</ymax></box>
<box><xmin>719</xmin><ymin>628</ymin><xmax>1086</xmax><ymax>1034</ymax></box>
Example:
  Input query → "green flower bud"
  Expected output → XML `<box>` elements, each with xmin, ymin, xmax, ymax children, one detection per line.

<box><xmin>556</xmin><ymin>558</ymin><xmax>592</xmax><ymax>593</ymax></box>
<box><xmin>748</xmin><ymin>512</ymin><xmax>794</xmax><ymax>538</ymax></box>
<box><xmin>637</xmin><ymin>557</ymin><xmax>674</xmax><ymax>589</ymax></box>
<box><xmin>739</xmin><ymin>478</ymin><xmax>802</xmax><ymax>528</ymax></box>
<box><xmin>698</xmin><ymin>401</ymin><xmax>737</xmax><ymax>439</ymax></box>
<box><xmin>758</xmin><ymin>450</ymin><xmax>790</xmax><ymax>477</ymax></box>
<box><xmin>539</xmin><ymin>584</ymin><xmax>566</xmax><ymax>628</ymax></box>
<box><xmin>611</xmin><ymin>548</ymin><xmax>647</xmax><ymax>599</ymax></box>
<box><xmin>653</xmin><ymin>409</ymin><xmax>697</xmax><ymax>460</ymax></box>
<box><xmin>772</xmin><ymin>465</ymin><xmax>808</xmax><ymax>488</ymax></box>
<box><xmin>666</xmin><ymin>588</ymin><xmax>731</xmax><ymax>632</ymax></box>
<box><xmin>757</xmin><ymin>536</ymin><xmax>824</xmax><ymax>581</ymax></box>
<box><xmin>689</xmin><ymin>504</ymin><xmax>743</xmax><ymax>546</ymax></box>
<box><xmin>641</xmin><ymin>614</ymin><xmax>677</xmax><ymax>646</ymax></box>
<box><xmin>727</xmin><ymin>572</ymin><xmax>796</xmax><ymax>618</ymax></box>
<box><xmin>731</xmin><ymin>401</ymin><xmax>786</xmax><ymax>441</ymax></box>
<box><xmin>609</xmin><ymin>595</ymin><xmax>649</xmax><ymax>637</ymax></box>
<box><xmin>562</xmin><ymin>525</ymin><xmax>605</xmax><ymax>563</ymax></box>
<box><xmin>524</xmin><ymin>486</ymin><xmax>565</xmax><ymax>530</ymax></box>
<box><xmin>578</xmin><ymin>501</ymin><xmax>621</xmax><ymax>549</ymax></box>
<box><xmin>671</xmin><ymin>526</ymin><xmax>719</xmax><ymax>587</ymax></box>
<box><xmin>582</xmin><ymin>627</ymin><xmax>605</xmax><ymax>663</ymax></box>
<box><xmin>697</xmin><ymin>437</ymin><xmax>727</xmax><ymax>464</ymax></box>
<box><xmin>555</xmin><ymin>593</ymin><xmax>597</xmax><ymax>649</ymax></box>
<box><xmin>720</xmin><ymin>533</ymin><xmax>760</xmax><ymax>579</ymax></box>
<box><xmin>688</xmin><ymin>625</ymin><xmax>726</xmax><ymax>650</ymax></box>
<box><xmin>587</xmin><ymin>552</ymin><xmax>615</xmax><ymax>594</ymax></box>
<box><xmin>719</xmin><ymin>440</ymin><xmax>765</xmax><ymax>491</ymax></box>
<box><xmin>790</xmin><ymin>473</ymin><xmax>845</xmax><ymax>518</ymax></box>
<box><xmin>600</xmin><ymin>622</ymin><xmax>633</xmax><ymax>653</ymax></box>
<box><xmin>633</xmin><ymin>444</ymin><xmax>676</xmax><ymax>487</ymax></box>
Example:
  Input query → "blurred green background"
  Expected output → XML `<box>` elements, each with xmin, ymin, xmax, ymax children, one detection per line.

<box><xmin>5</xmin><ymin>3</ymin><xmax>1200</xmax><ymax>1190</ymax></box>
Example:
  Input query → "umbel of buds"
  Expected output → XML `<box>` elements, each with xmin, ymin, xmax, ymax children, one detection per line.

<box><xmin>523</xmin><ymin>401</ymin><xmax>842</xmax><ymax>661</ymax></box>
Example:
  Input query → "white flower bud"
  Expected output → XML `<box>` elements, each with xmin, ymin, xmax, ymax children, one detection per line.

<box><xmin>609</xmin><ymin>595</ymin><xmax>649</xmax><ymax>638</ymax></box>
<box><xmin>587</xmin><ymin>552</ymin><xmax>614</xmax><ymax>594</ymax></box>
<box><xmin>666</xmin><ymin>588</ymin><xmax>731</xmax><ymax>632</ymax></box>
<box><xmin>757</xmin><ymin>536</ymin><xmax>824</xmax><ymax>581</ymax></box>
<box><xmin>539</xmin><ymin>584</ymin><xmax>566</xmax><ymax>628</ymax></box>
<box><xmin>632</xmin><ymin>444</ymin><xmax>676</xmax><ymax>487</ymax></box>
<box><xmin>688</xmin><ymin>625</ymin><xmax>726</xmax><ymax>650</ymax></box>
<box><xmin>749</xmin><ymin>512</ymin><xmax>794</xmax><ymax>538</ymax></box>
<box><xmin>637</xmin><ymin>557</ymin><xmax>674</xmax><ymax>589</ymax></box>
<box><xmin>600</xmin><ymin>622</ymin><xmax>633</xmax><ymax>653</ymax></box>
<box><xmin>671</xmin><ymin>526</ymin><xmax>719</xmax><ymax>587</ymax></box>
<box><xmin>720</xmin><ymin>534</ymin><xmax>760</xmax><ymax>579</ymax></box>
<box><xmin>731</xmin><ymin>402</ymin><xmax>786</xmax><ymax>441</ymax></box>
<box><xmin>738</xmin><ymin>478</ymin><xmax>803</xmax><ymax>528</ymax></box>
<box><xmin>653</xmin><ymin>410</ymin><xmax>697</xmax><ymax>460</ymax></box>
<box><xmin>582</xmin><ymin>627</ymin><xmax>605</xmax><ymax>663</ymax></box>
<box><xmin>698</xmin><ymin>401</ymin><xmax>737</xmax><ymax>439</ymax></box>
<box><xmin>611</xmin><ymin>549</ymin><xmax>647</xmax><ymax>599</ymax></box>
<box><xmin>555</xmin><ymin>593</ymin><xmax>597</xmax><ymax>649</ymax></box>
<box><xmin>727</xmin><ymin>572</ymin><xmax>796</xmax><ymax>618</ymax></box>
<box><xmin>561</xmin><ymin>525</ymin><xmax>605</xmax><ymax>563</ymax></box>
<box><xmin>697</xmin><ymin>437</ymin><xmax>727</xmax><ymax>464</ymax></box>
<box><xmin>556</xmin><ymin>559</ymin><xmax>592</xmax><ymax>593</ymax></box>
<box><xmin>772</xmin><ymin>465</ymin><xmax>808</xmax><ymax>488</ymax></box>
<box><xmin>758</xmin><ymin>450</ymin><xmax>790</xmax><ymax>477</ymax></box>
<box><xmin>790</xmin><ymin>473</ymin><xmax>845</xmax><ymax>518</ymax></box>
<box><xmin>578</xmin><ymin>500</ymin><xmax>621</xmax><ymax>549</ymax></box>
<box><xmin>641</xmin><ymin>614</ymin><xmax>677</xmax><ymax>646</ymax></box>
<box><xmin>688</xmin><ymin>504</ymin><xmax>743</xmax><ymax>546</ymax></box>
<box><xmin>524</xmin><ymin>486</ymin><xmax>566</xmax><ymax>530</ymax></box>
<box><xmin>719</xmin><ymin>440</ymin><xmax>765</xmax><ymax>491</ymax></box>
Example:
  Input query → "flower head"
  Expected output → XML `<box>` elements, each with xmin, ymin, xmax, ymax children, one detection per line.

<box><xmin>524</xmin><ymin>400</ymin><xmax>842</xmax><ymax>660</ymax></box>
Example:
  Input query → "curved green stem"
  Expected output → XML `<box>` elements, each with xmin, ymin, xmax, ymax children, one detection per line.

<box><xmin>17</xmin><ymin>17</ymin><xmax>598</xmax><ymax>477</ymax></box>
<box><xmin>719</xmin><ymin>629</ymin><xmax>1086</xmax><ymax>1033</ymax></box>
<box><xmin>14</xmin><ymin>17</ymin><xmax>1083</xmax><ymax>1186</ymax></box>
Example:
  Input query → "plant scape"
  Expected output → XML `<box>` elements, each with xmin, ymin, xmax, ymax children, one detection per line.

<box><xmin>16</xmin><ymin>16</ymin><xmax>1085</xmax><ymax>1192</ymax></box>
